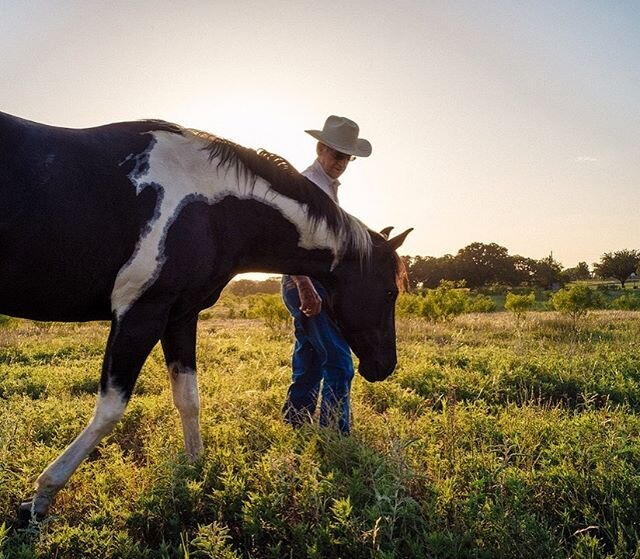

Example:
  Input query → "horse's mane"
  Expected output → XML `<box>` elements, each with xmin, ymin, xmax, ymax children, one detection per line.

<box><xmin>186</xmin><ymin>129</ymin><xmax>372</xmax><ymax>263</ymax></box>
<box><xmin>394</xmin><ymin>252</ymin><xmax>409</xmax><ymax>292</ymax></box>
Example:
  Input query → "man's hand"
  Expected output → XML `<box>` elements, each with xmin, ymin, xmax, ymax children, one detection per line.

<box><xmin>292</xmin><ymin>275</ymin><xmax>322</xmax><ymax>316</ymax></box>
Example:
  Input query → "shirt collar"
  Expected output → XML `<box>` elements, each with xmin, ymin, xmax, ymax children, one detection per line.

<box><xmin>312</xmin><ymin>159</ymin><xmax>340</xmax><ymax>189</ymax></box>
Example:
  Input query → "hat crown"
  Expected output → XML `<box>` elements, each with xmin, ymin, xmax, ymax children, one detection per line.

<box><xmin>322</xmin><ymin>116</ymin><xmax>360</xmax><ymax>147</ymax></box>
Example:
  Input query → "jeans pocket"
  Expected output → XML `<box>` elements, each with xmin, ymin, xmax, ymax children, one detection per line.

<box><xmin>281</xmin><ymin>275</ymin><xmax>296</xmax><ymax>291</ymax></box>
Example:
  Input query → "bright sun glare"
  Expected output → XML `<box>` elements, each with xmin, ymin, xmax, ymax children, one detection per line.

<box><xmin>173</xmin><ymin>97</ymin><xmax>313</xmax><ymax>172</ymax></box>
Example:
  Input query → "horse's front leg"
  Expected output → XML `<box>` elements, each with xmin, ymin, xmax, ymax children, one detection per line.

<box><xmin>162</xmin><ymin>314</ymin><xmax>203</xmax><ymax>461</ymax></box>
<box><xmin>19</xmin><ymin>303</ymin><xmax>170</xmax><ymax>522</ymax></box>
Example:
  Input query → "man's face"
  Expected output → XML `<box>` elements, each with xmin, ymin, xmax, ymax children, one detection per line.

<box><xmin>317</xmin><ymin>143</ymin><xmax>355</xmax><ymax>180</ymax></box>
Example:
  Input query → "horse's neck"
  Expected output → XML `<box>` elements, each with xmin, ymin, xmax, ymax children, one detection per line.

<box><xmin>227</xmin><ymin>202</ymin><xmax>340</xmax><ymax>280</ymax></box>
<box><xmin>188</xmin><ymin>140</ymin><xmax>352</xmax><ymax>279</ymax></box>
<box><xmin>234</xmin><ymin>234</ymin><xmax>337</xmax><ymax>280</ymax></box>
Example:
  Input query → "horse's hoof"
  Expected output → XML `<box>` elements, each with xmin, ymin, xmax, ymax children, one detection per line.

<box><xmin>17</xmin><ymin>496</ymin><xmax>49</xmax><ymax>526</ymax></box>
<box><xmin>17</xmin><ymin>500</ymin><xmax>35</xmax><ymax>526</ymax></box>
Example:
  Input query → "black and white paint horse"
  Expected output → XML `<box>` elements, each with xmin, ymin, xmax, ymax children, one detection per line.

<box><xmin>0</xmin><ymin>111</ymin><xmax>411</xmax><ymax>519</ymax></box>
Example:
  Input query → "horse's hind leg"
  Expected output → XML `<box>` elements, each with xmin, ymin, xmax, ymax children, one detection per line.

<box><xmin>19</xmin><ymin>303</ymin><xmax>169</xmax><ymax>521</ymax></box>
<box><xmin>161</xmin><ymin>315</ymin><xmax>203</xmax><ymax>460</ymax></box>
<box><xmin>19</xmin><ymin>381</ymin><xmax>129</xmax><ymax>521</ymax></box>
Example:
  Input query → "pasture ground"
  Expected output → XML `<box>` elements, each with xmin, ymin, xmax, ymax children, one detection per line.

<box><xmin>1</xmin><ymin>311</ymin><xmax>640</xmax><ymax>558</ymax></box>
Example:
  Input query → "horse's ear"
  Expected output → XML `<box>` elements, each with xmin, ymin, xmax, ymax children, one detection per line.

<box><xmin>379</xmin><ymin>226</ymin><xmax>394</xmax><ymax>239</ymax></box>
<box><xmin>388</xmin><ymin>228</ymin><xmax>413</xmax><ymax>251</ymax></box>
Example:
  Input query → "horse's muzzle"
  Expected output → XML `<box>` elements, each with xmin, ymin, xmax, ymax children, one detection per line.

<box><xmin>345</xmin><ymin>328</ymin><xmax>397</xmax><ymax>382</ymax></box>
<box><xmin>358</xmin><ymin>355</ymin><xmax>397</xmax><ymax>382</ymax></box>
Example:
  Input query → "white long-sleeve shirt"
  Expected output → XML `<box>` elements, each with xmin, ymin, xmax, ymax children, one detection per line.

<box><xmin>301</xmin><ymin>159</ymin><xmax>340</xmax><ymax>204</ymax></box>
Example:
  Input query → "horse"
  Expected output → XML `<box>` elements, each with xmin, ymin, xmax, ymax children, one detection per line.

<box><xmin>0</xmin><ymin>111</ymin><xmax>411</xmax><ymax>520</ymax></box>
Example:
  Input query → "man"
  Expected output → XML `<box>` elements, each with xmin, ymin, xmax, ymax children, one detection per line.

<box><xmin>282</xmin><ymin>115</ymin><xmax>372</xmax><ymax>435</ymax></box>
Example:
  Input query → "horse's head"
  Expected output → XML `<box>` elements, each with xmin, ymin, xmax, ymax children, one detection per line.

<box><xmin>327</xmin><ymin>227</ymin><xmax>412</xmax><ymax>382</ymax></box>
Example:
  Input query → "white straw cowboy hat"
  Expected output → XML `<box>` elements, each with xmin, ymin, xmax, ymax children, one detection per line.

<box><xmin>305</xmin><ymin>115</ymin><xmax>372</xmax><ymax>158</ymax></box>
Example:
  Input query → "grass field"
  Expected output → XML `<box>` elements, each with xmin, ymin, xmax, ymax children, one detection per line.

<box><xmin>1</xmin><ymin>311</ymin><xmax>640</xmax><ymax>558</ymax></box>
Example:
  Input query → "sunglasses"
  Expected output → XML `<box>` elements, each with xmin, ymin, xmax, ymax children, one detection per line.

<box><xmin>325</xmin><ymin>147</ymin><xmax>356</xmax><ymax>162</ymax></box>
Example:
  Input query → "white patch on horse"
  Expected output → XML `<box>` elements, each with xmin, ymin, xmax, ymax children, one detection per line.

<box><xmin>34</xmin><ymin>384</ymin><xmax>126</xmax><ymax>500</ymax></box>
<box><xmin>111</xmin><ymin>131</ymin><xmax>343</xmax><ymax>317</ymax></box>
<box><xmin>168</xmin><ymin>362</ymin><xmax>203</xmax><ymax>459</ymax></box>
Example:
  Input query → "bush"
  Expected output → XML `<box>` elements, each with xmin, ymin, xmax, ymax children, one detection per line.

<box><xmin>467</xmin><ymin>294</ymin><xmax>496</xmax><ymax>313</ymax></box>
<box><xmin>202</xmin><ymin>292</ymin><xmax>245</xmax><ymax>319</ymax></box>
<box><xmin>609</xmin><ymin>292</ymin><xmax>640</xmax><ymax>310</ymax></box>
<box><xmin>505</xmin><ymin>292</ymin><xmax>536</xmax><ymax>323</ymax></box>
<box><xmin>396</xmin><ymin>293</ymin><xmax>422</xmax><ymax>317</ymax></box>
<box><xmin>549</xmin><ymin>284</ymin><xmax>604</xmax><ymax>322</ymax></box>
<box><xmin>245</xmin><ymin>294</ymin><xmax>290</xmax><ymax>334</ymax></box>
<box><xmin>396</xmin><ymin>290</ymin><xmax>496</xmax><ymax>318</ymax></box>
<box><xmin>420</xmin><ymin>281</ymin><xmax>468</xmax><ymax>321</ymax></box>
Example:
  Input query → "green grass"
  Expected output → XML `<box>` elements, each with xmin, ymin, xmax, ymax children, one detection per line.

<box><xmin>1</xmin><ymin>312</ymin><xmax>640</xmax><ymax>558</ymax></box>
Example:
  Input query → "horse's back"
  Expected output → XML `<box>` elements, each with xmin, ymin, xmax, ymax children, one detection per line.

<box><xmin>0</xmin><ymin>112</ymin><xmax>180</xmax><ymax>321</ymax></box>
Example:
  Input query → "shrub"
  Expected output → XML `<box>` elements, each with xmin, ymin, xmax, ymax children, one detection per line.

<box><xmin>396</xmin><ymin>293</ymin><xmax>422</xmax><ymax>317</ymax></box>
<box><xmin>505</xmin><ymin>292</ymin><xmax>536</xmax><ymax>323</ymax></box>
<box><xmin>398</xmin><ymin>290</ymin><xmax>494</xmax><ymax>317</ymax></box>
<box><xmin>420</xmin><ymin>281</ymin><xmax>468</xmax><ymax>321</ymax></box>
<box><xmin>609</xmin><ymin>292</ymin><xmax>640</xmax><ymax>310</ymax></box>
<box><xmin>549</xmin><ymin>284</ymin><xmax>604</xmax><ymax>322</ymax></box>
<box><xmin>467</xmin><ymin>294</ymin><xmax>496</xmax><ymax>313</ymax></box>
<box><xmin>246</xmin><ymin>294</ymin><xmax>290</xmax><ymax>334</ymax></box>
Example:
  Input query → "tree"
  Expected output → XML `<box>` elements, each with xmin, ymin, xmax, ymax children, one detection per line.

<box><xmin>406</xmin><ymin>254</ymin><xmax>457</xmax><ymax>289</ymax></box>
<box><xmin>561</xmin><ymin>262</ymin><xmax>591</xmax><ymax>283</ymax></box>
<box><xmin>508</xmin><ymin>255</ymin><xmax>538</xmax><ymax>286</ymax></box>
<box><xmin>593</xmin><ymin>250</ymin><xmax>640</xmax><ymax>288</ymax></box>
<box><xmin>453</xmin><ymin>242</ymin><xmax>514</xmax><ymax>288</ymax></box>
<box><xmin>225</xmin><ymin>278</ymin><xmax>281</xmax><ymax>296</ymax></box>
<box><xmin>532</xmin><ymin>255</ymin><xmax>563</xmax><ymax>289</ymax></box>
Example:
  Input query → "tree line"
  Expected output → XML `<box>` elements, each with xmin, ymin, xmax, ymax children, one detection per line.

<box><xmin>404</xmin><ymin>243</ymin><xmax>640</xmax><ymax>290</ymax></box>
<box><xmin>223</xmin><ymin>244</ymin><xmax>640</xmax><ymax>294</ymax></box>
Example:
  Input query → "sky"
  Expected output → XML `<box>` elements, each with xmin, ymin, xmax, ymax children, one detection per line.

<box><xmin>2</xmin><ymin>0</ymin><xmax>638</xmax><ymax>271</ymax></box>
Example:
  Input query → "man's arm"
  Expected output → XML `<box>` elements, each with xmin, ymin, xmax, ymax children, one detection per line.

<box><xmin>291</xmin><ymin>275</ymin><xmax>322</xmax><ymax>316</ymax></box>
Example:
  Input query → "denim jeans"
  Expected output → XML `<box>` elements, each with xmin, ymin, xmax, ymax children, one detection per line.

<box><xmin>281</xmin><ymin>276</ymin><xmax>354</xmax><ymax>434</ymax></box>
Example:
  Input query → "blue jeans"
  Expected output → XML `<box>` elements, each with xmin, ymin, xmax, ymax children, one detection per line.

<box><xmin>281</xmin><ymin>276</ymin><xmax>354</xmax><ymax>434</ymax></box>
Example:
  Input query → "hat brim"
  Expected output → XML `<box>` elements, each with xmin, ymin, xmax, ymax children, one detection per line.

<box><xmin>305</xmin><ymin>129</ymin><xmax>372</xmax><ymax>158</ymax></box>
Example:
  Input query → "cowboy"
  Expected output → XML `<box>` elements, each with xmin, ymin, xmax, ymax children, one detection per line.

<box><xmin>281</xmin><ymin>115</ymin><xmax>372</xmax><ymax>435</ymax></box>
